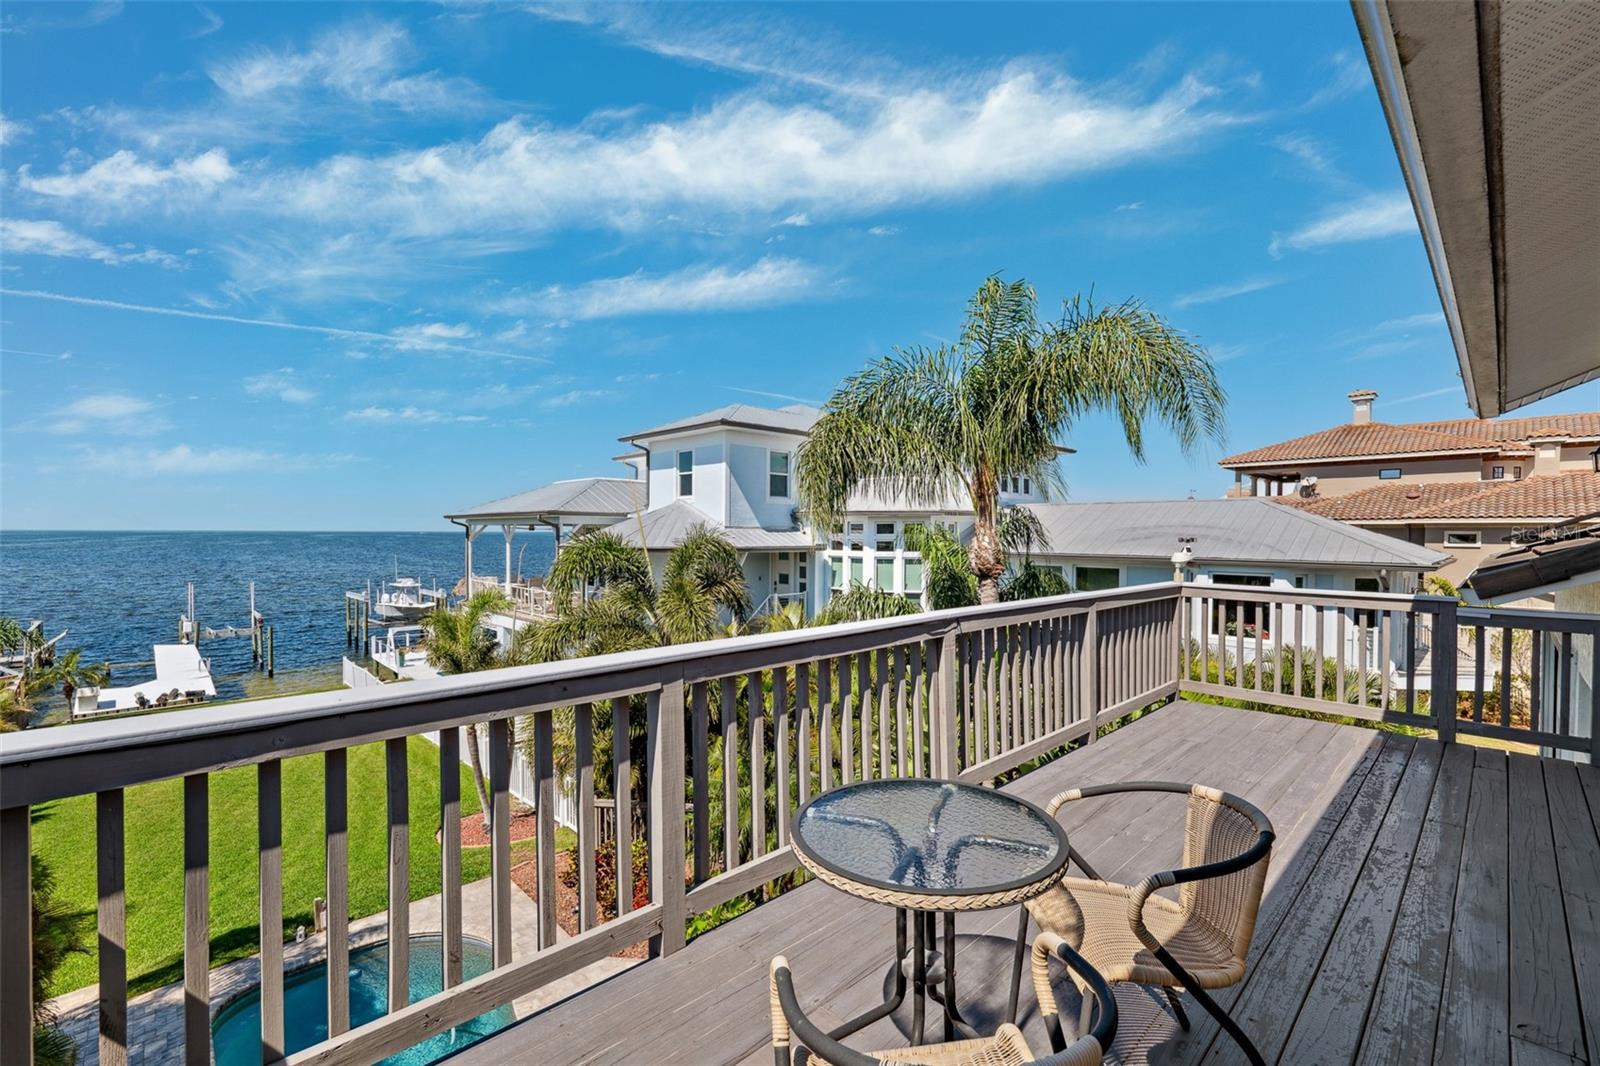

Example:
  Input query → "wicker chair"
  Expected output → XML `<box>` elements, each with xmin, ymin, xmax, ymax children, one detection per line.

<box><xmin>1007</xmin><ymin>781</ymin><xmax>1275</xmax><ymax>1066</ymax></box>
<box><xmin>771</xmin><ymin>938</ymin><xmax>1116</xmax><ymax>1066</ymax></box>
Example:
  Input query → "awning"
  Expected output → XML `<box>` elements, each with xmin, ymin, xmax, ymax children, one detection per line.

<box><xmin>1353</xmin><ymin>1</ymin><xmax>1600</xmax><ymax>416</ymax></box>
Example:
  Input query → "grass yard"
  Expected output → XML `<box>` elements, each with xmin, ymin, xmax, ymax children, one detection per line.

<box><xmin>34</xmin><ymin>735</ymin><xmax>504</xmax><ymax>997</ymax></box>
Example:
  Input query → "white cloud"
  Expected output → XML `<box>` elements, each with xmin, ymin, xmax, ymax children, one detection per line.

<box><xmin>1375</xmin><ymin>311</ymin><xmax>1445</xmax><ymax>332</ymax></box>
<box><xmin>72</xmin><ymin>443</ymin><xmax>357</xmax><ymax>476</ymax></box>
<box><xmin>492</xmin><ymin>257</ymin><xmax>822</xmax><ymax>320</ymax></box>
<box><xmin>1115</xmin><ymin>201</ymin><xmax>1143</xmax><ymax>211</ymax></box>
<box><xmin>254</xmin><ymin>63</ymin><xmax>1232</xmax><ymax>239</ymax></box>
<box><xmin>1174</xmin><ymin>277</ymin><xmax>1282</xmax><ymax>308</ymax></box>
<box><xmin>19</xmin><ymin>148</ymin><xmax>235</xmax><ymax>208</ymax></box>
<box><xmin>540</xmin><ymin>389</ymin><xmax>618</xmax><ymax>409</ymax></box>
<box><xmin>1386</xmin><ymin>385</ymin><xmax>1461</xmax><ymax>407</ymax></box>
<box><xmin>1270</xmin><ymin>192</ymin><xmax>1415</xmax><ymax>256</ymax></box>
<box><xmin>243</xmin><ymin>368</ymin><xmax>315</xmax><ymax>403</ymax></box>
<box><xmin>45</xmin><ymin>392</ymin><xmax>166</xmax><ymax>435</ymax></box>
<box><xmin>0</xmin><ymin>111</ymin><xmax>27</xmax><ymax>146</ymax></box>
<box><xmin>0</xmin><ymin>218</ymin><xmax>179</xmax><ymax>267</ymax></box>
<box><xmin>390</xmin><ymin>322</ymin><xmax>476</xmax><ymax>350</ymax></box>
<box><xmin>343</xmin><ymin>405</ymin><xmax>486</xmax><ymax>424</ymax></box>
<box><xmin>866</xmin><ymin>224</ymin><xmax>900</xmax><ymax>237</ymax></box>
<box><xmin>779</xmin><ymin>213</ymin><xmax>811</xmax><ymax>227</ymax></box>
<box><xmin>208</xmin><ymin>21</ymin><xmax>479</xmax><ymax>114</ymax></box>
<box><xmin>1303</xmin><ymin>50</ymin><xmax>1372</xmax><ymax>109</ymax></box>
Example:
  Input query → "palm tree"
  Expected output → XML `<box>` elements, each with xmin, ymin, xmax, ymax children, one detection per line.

<box><xmin>35</xmin><ymin>649</ymin><xmax>109</xmax><ymax>707</ymax></box>
<box><xmin>798</xmin><ymin>276</ymin><xmax>1226</xmax><ymax>604</ymax></box>
<box><xmin>422</xmin><ymin>587</ymin><xmax>511</xmax><ymax>825</ymax></box>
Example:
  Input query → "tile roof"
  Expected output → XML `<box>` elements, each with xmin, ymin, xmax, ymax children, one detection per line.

<box><xmin>1219</xmin><ymin>422</ymin><xmax>1511</xmax><ymax>466</ymax></box>
<box><xmin>1023</xmin><ymin>498</ymin><xmax>1448</xmax><ymax>569</ymax></box>
<box><xmin>1408</xmin><ymin>413</ymin><xmax>1600</xmax><ymax>442</ymax></box>
<box><xmin>1274</xmin><ymin>472</ymin><xmax>1600</xmax><ymax>522</ymax></box>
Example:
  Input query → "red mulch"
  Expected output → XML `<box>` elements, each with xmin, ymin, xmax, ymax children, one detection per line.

<box><xmin>510</xmin><ymin>852</ymin><xmax>649</xmax><ymax>960</ymax></box>
<box><xmin>454</xmin><ymin>807</ymin><xmax>537</xmax><ymax>848</ymax></box>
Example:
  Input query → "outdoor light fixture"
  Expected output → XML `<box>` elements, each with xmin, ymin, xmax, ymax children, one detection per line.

<box><xmin>1171</xmin><ymin>538</ymin><xmax>1196</xmax><ymax>581</ymax></box>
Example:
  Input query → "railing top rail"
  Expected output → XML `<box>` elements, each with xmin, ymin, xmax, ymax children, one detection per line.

<box><xmin>1181</xmin><ymin>584</ymin><xmax>1442</xmax><ymax>607</ymax></box>
<box><xmin>0</xmin><ymin>582</ymin><xmax>1182</xmax><ymax>797</ymax></box>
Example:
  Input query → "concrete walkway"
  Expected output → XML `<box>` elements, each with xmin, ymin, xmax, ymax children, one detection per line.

<box><xmin>50</xmin><ymin>876</ymin><xmax>638</xmax><ymax>1065</ymax></box>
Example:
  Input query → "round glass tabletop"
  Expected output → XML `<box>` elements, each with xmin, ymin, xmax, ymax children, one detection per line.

<box><xmin>791</xmin><ymin>779</ymin><xmax>1069</xmax><ymax>899</ymax></box>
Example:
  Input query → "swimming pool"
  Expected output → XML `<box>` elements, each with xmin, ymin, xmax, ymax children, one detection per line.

<box><xmin>211</xmin><ymin>934</ymin><xmax>515</xmax><ymax>1066</ymax></box>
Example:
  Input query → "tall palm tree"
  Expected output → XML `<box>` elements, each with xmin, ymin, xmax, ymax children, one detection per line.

<box><xmin>798</xmin><ymin>276</ymin><xmax>1226</xmax><ymax>604</ymax></box>
<box><xmin>422</xmin><ymin>587</ymin><xmax>511</xmax><ymax>825</ymax></box>
<box><xmin>35</xmin><ymin>649</ymin><xmax>110</xmax><ymax>707</ymax></box>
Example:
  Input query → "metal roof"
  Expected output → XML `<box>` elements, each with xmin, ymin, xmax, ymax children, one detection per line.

<box><xmin>1023</xmin><ymin>498</ymin><xmax>1450</xmax><ymax>570</ymax></box>
<box><xmin>621</xmin><ymin>403</ymin><xmax>821</xmax><ymax>443</ymax></box>
<box><xmin>1354</xmin><ymin>0</ymin><xmax>1600</xmax><ymax>416</ymax></box>
<box><xmin>446</xmin><ymin>477</ymin><xmax>646</xmax><ymax>522</ymax></box>
<box><xmin>603</xmin><ymin>501</ymin><xmax>814</xmax><ymax>551</ymax></box>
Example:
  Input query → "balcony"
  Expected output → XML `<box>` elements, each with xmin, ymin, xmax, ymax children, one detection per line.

<box><xmin>2</xmin><ymin>584</ymin><xmax>1596</xmax><ymax>1065</ymax></box>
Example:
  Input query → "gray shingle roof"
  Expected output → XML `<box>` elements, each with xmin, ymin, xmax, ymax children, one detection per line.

<box><xmin>603</xmin><ymin>501</ymin><xmax>814</xmax><ymax>550</ymax></box>
<box><xmin>621</xmin><ymin>403</ymin><xmax>821</xmax><ymax>442</ymax></box>
<box><xmin>1023</xmin><ymin>498</ymin><xmax>1450</xmax><ymax>569</ymax></box>
<box><xmin>446</xmin><ymin>478</ymin><xmax>646</xmax><ymax>521</ymax></box>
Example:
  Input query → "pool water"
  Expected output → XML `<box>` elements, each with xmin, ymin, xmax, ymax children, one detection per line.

<box><xmin>211</xmin><ymin>934</ymin><xmax>514</xmax><ymax>1066</ymax></box>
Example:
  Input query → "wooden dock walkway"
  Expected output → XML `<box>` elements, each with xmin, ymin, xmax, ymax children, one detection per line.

<box><xmin>454</xmin><ymin>701</ymin><xmax>1600</xmax><ymax>1066</ymax></box>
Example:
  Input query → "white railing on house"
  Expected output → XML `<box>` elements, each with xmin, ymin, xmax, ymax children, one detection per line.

<box><xmin>1</xmin><ymin>581</ymin><xmax>1595</xmax><ymax>1065</ymax></box>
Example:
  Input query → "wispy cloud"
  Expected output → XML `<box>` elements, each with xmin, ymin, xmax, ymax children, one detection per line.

<box><xmin>0</xmin><ymin>111</ymin><xmax>27</xmax><ymax>146</ymax></box>
<box><xmin>186</xmin><ymin>4</ymin><xmax>223</xmax><ymax>39</ymax></box>
<box><xmin>0</xmin><ymin>288</ymin><xmax>540</xmax><ymax>361</ymax></box>
<box><xmin>491</xmin><ymin>258</ymin><xmax>823</xmax><ymax>321</ymax></box>
<box><xmin>1302</xmin><ymin>50</ymin><xmax>1371</xmax><ymax>110</ymax></box>
<box><xmin>723</xmin><ymin>385</ymin><xmax>822</xmax><ymax>405</ymax></box>
<box><xmin>2</xmin><ymin>1</ymin><xmax>122</xmax><ymax>34</ymax></box>
<box><xmin>44</xmin><ymin>392</ymin><xmax>166</xmax><ymax>435</ymax></box>
<box><xmin>866</xmin><ymin>224</ymin><xmax>900</xmax><ymax>237</ymax></box>
<box><xmin>390</xmin><ymin>322</ymin><xmax>476</xmax><ymax>349</ymax></box>
<box><xmin>1386</xmin><ymin>385</ymin><xmax>1461</xmax><ymax>407</ymax></box>
<box><xmin>343</xmin><ymin>405</ymin><xmax>486</xmax><ymax>425</ymax></box>
<box><xmin>243</xmin><ymin>368</ymin><xmax>315</xmax><ymax>404</ymax></box>
<box><xmin>19</xmin><ymin>148</ymin><xmax>234</xmax><ymax>209</ymax></box>
<box><xmin>1174</xmin><ymin>277</ymin><xmax>1282</xmax><ymax>308</ymax></box>
<box><xmin>1206</xmin><ymin>343</ymin><xmax>1250</xmax><ymax>364</ymax></box>
<box><xmin>1270</xmin><ymin>191</ymin><xmax>1415</xmax><ymax>256</ymax></box>
<box><xmin>1349</xmin><ymin>337</ymin><xmax>1428</xmax><ymax>362</ymax></box>
<box><xmin>0</xmin><ymin>347</ymin><xmax>72</xmax><ymax>362</ymax></box>
<box><xmin>69</xmin><ymin>443</ymin><xmax>358</xmax><ymax>476</ymax></box>
<box><xmin>540</xmin><ymin>389</ymin><xmax>618</xmax><ymax>409</ymax></box>
<box><xmin>1</xmin><ymin>218</ymin><xmax>179</xmax><ymax>267</ymax></box>
<box><xmin>1374</xmin><ymin>311</ymin><xmax>1445</xmax><ymax>332</ymax></box>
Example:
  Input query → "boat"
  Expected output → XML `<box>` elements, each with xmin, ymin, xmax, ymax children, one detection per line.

<box><xmin>367</xmin><ymin>576</ymin><xmax>447</xmax><ymax>624</ymax></box>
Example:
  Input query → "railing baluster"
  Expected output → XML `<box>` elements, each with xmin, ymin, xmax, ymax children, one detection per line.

<box><xmin>182</xmin><ymin>774</ymin><xmax>208</xmax><ymax>1065</ymax></box>
<box><xmin>385</xmin><ymin>737</ymin><xmax>411</xmax><ymax>1009</ymax></box>
<box><xmin>326</xmin><ymin>748</ymin><xmax>351</xmax><ymax>1032</ymax></box>
<box><xmin>1530</xmin><ymin>630</ymin><xmax>1544</xmax><ymax>734</ymax></box>
<box><xmin>490</xmin><ymin>718</ymin><xmax>514</xmax><ymax>960</ymax></box>
<box><xmin>1357</xmin><ymin>609</ymin><xmax>1370</xmax><ymax>709</ymax></box>
<box><xmin>894</xmin><ymin>646</ymin><xmax>908</xmax><ymax>776</ymax></box>
<box><xmin>775</xmin><ymin>666</ymin><xmax>791</xmax><ymax>846</ymax></box>
<box><xmin>1083</xmin><ymin>606</ymin><xmax>1101</xmax><ymax>744</ymax></box>
<box><xmin>1379</xmin><ymin>609</ymin><xmax>1393</xmax><ymax>713</ymax></box>
<box><xmin>259</xmin><ymin>759</ymin><xmax>285</xmax><ymax>1062</ymax></box>
<box><xmin>934</xmin><ymin>629</ymin><xmax>958</xmax><ymax>778</ymax></box>
<box><xmin>535</xmin><ymin>710</ymin><xmax>558</xmax><ymax>950</ymax></box>
<box><xmin>97</xmin><ymin>788</ymin><xmax>127</xmax><ymax>1066</ymax></box>
<box><xmin>1314</xmin><ymin>603</ymin><xmax>1326</xmax><ymax>698</ymax></box>
<box><xmin>857</xmin><ymin>654</ymin><xmax>874</xmax><ymax>779</ymax></box>
<box><xmin>689</xmin><ymin>687</ymin><xmax>709</xmax><ymax>886</ymax></box>
<box><xmin>1336</xmin><ymin>608</ymin><xmax>1348</xmax><ymax>705</ymax></box>
<box><xmin>1499</xmin><ymin>626</ymin><xmax>1513</xmax><ymax>727</ymax></box>
<box><xmin>1473</xmin><ymin>624</ymin><xmax>1487</xmax><ymax>724</ymax></box>
<box><xmin>840</xmin><ymin>656</ymin><xmax>856</xmax><ymax>783</ymax></box>
<box><xmin>1559</xmin><ymin>631</ymin><xmax>1574</xmax><ymax>737</ymax></box>
<box><xmin>1255</xmin><ymin>602</ymin><xmax>1266</xmax><ymax>693</ymax></box>
<box><xmin>1405</xmin><ymin>609</ymin><xmax>1418</xmax><ymax>716</ymax></box>
<box><xmin>818</xmin><ymin>663</ymin><xmax>834</xmax><ymax>793</ymax></box>
<box><xmin>575</xmin><ymin>706</ymin><xmax>597</xmax><ymax>929</ymax></box>
<box><xmin>649</xmin><ymin>679</ymin><xmax>688</xmax><ymax>955</ymax></box>
<box><xmin>1</xmin><ymin>804</ymin><xmax>32</xmax><ymax>1066</ymax></box>
<box><xmin>913</xmin><ymin>641</ymin><xmax>927</xmax><ymax>775</ymax></box>
<box><xmin>876</xmin><ymin>648</ymin><xmax>892</xmax><ymax>776</ymax></box>
<box><xmin>614</xmin><ymin>700</ymin><xmax>635</xmax><ymax>917</ymax></box>
<box><xmin>797</xmin><ymin>663</ymin><xmax>813</xmax><ymax>804</ymax></box>
<box><xmin>438</xmin><ymin>731</ymin><xmax>462</xmax><ymax>988</ymax></box>
<box><xmin>984</xmin><ymin>627</ymin><xmax>998</xmax><ymax>760</ymax></box>
<box><xmin>749</xmin><ymin>671</ymin><xmax>767</xmax><ymax>856</ymax></box>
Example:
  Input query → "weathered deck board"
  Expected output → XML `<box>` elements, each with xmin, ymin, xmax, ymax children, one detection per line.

<box><xmin>453</xmin><ymin>703</ymin><xmax>1600</xmax><ymax>1066</ymax></box>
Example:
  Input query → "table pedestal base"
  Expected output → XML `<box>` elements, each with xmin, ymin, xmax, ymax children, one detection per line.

<box><xmin>829</xmin><ymin>908</ymin><xmax>981</xmax><ymax>1048</ymax></box>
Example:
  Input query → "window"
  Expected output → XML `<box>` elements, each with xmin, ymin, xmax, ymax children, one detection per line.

<box><xmin>831</xmin><ymin>560</ymin><xmax>845</xmax><ymax>591</ymax></box>
<box><xmin>1490</xmin><ymin>465</ymin><xmax>1505</xmax><ymax>480</ymax></box>
<box><xmin>875</xmin><ymin>558</ymin><xmax>895</xmax><ymax>590</ymax></box>
<box><xmin>1075</xmin><ymin>566</ymin><xmax>1120</xmax><ymax>592</ymax></box>
<box><xmin>768</xmin><ymin>451</ymin><xmax>790</xmax><ymax>497</ymax></box>
<box><xmin>1294</xmin><ymin>575</ymin><xmax>1307</xmax><ymax>589</ymax></box>
<box><xmin>676</xmin><ymin>450</ymin><xmax>694</xmax><ymax>496</ymax></box>
<box><xmin>1379</xmin><ymin>467</ymin><xmax>1402</xmax><ymax>480</ymax></box>
<box><xmin>1354</xmin><ymin>578</ymin><xmax>1382</xmax><ymax>593</ymax></box>
<box><xmin>1023</xmin><ymin>477</ymin><xmax>1031</xmax><ymax>495</ymax></box>
<box><xmin>875</xmin><ymin>522</ymin><xmax>896</xmax><ymax>552</ymax></box>
<box><xmin>847</xmin><ymin>523</ymin><xmax>865</xmax><ymax>550</ymax></box>
<box><xmin>904</xmin><ymin>557</ymin><xmax>925</xmax><ymax>594</ymax></box>
<box><xmin>849</xmin><ymin>558</ymin><xmax>864</xmax><ymax>586</ymax></box>
<box><xmin>1514</xmin><ymin>465</ymin><xmax>1523</xmax><ymax>480</ymax></box>
<box><xmin>1443</xmin><ymin>531</ymin><xmax>1482</xmax><ymax>547</ymax></box>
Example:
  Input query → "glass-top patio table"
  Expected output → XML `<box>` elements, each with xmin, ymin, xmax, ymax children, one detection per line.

<box><xmin>791</xmin><ymin>778</ymin><xmax>1070</xmax><ymax>1045</ymax></box>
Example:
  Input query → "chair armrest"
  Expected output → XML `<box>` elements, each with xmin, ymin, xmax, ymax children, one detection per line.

<box><xmin>770</xmin><ymin>958</ymin><xmax>883</xmax><ymax>1066</ymax></box>
<box><xmin>1031</xmin><ymin>932</ymin><xmax>1118</xmax><ymax>1054</ymax></box>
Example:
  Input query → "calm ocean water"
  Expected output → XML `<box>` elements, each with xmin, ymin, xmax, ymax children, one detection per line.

<box><xmin>0</xmin><ymin>530</ymin><xmax>555</xmax><ymax>706</ymax></box>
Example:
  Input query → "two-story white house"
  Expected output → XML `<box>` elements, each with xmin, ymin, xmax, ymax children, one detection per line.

<box><xmin>447</xmin><ymin>401</ymin><xmax>1449</xmax><ymax>634</ymax></box>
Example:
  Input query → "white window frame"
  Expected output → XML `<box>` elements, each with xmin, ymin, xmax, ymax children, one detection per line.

<box><xmin>1378</xmin><ymin>467</ymin><xmax>1402</xmax><ymax>480</ymax></box>
<box><xmin>1073</xmin><ymin>564</ymin><xmax>1123</xmax><ymax>592</ymax></box>
<box><xmin>767</xmin><ymin>450</ymin><xmax>791</xmax><ymax>499</ymax></box>
<box><xmin>676</xmin><ymin>450</ymin><xmax>694</xmax><ymax>497</ymax></box>
<box><xmin>1443</xmin><ymin>530</ymin><xmax>1482</xmax><ymax>547</ymax></box>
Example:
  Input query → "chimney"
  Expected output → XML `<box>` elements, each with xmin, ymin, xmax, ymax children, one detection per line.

<box><xmin>1532</xmin><ymin>435</ymin><xmax>1568</xmax><ymax>476</ymax></box>
<box><xmin>1348</xmin><ymin>389</ymin><xmax>1378</xmax><ymax>424</ymax></box>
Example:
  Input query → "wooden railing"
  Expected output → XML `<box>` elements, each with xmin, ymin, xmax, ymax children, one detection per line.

<box><xmin>1178</xmin><ymin>585</ymin><xmax>1599</xmax><ymax>759</ymax></box>
<box><xmin>0</xmin><ymin>583</ymin><xmax>1181</xmax><ymax>1066</ymax></box>
<box><xmin>2</xmin><ymin>580</ymin><xmax>1591</xmax><ymax>1065</ymax></box>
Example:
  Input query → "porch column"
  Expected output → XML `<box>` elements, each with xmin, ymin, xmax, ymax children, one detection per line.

<box><xmin>464</xmin><ymin>525</ymin><xmax>474</xmax><ymax>593</ymax></box>
<box><xmin>503</xmin><ymin>524</ymin><xmax>515</xmax><ymax>593</ymax></box>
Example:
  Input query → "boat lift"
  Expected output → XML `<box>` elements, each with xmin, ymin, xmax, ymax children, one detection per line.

<box><xmin>179</xmin><ymin>580</ymin><xmax>275</xmax><ymax>676</ymax></box>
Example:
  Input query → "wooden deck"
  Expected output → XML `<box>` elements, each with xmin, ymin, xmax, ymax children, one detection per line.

<box><xmin>453</xmin><ymin>700</ymin><xmax>1600</xmax><ymax>1066</ymax></box>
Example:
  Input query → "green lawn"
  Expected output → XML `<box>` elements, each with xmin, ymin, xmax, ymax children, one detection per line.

<box><xmin>34</xmin><ymin>736</ymin><xmax>500</xmax><ymax>997</ymax></box>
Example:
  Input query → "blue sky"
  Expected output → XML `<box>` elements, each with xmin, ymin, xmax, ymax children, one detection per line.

<box><xmin>3</xmin><ymin>2</ymin><xmax>1593</xmax><ymax>531</ymax></box>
